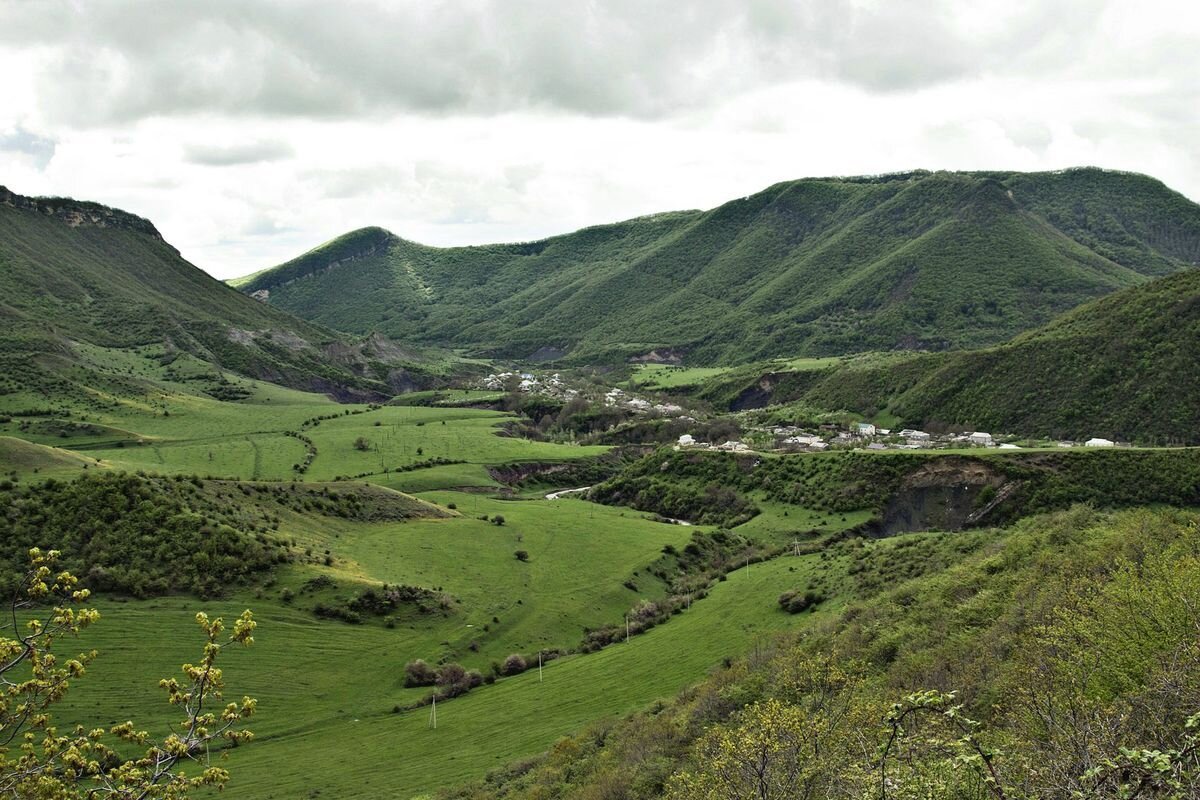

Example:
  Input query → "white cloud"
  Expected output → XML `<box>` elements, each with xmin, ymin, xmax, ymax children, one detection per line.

<box><xmin>0</xmin><ymin>0</ymin><xmax>1197</xmax><ymax>278</ymax></box>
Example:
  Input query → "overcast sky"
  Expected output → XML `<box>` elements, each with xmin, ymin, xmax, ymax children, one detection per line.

<box><xmin>1</xmin><ymin>0</ymin><xmax>1198</xmax><ymax>279</ymax></box>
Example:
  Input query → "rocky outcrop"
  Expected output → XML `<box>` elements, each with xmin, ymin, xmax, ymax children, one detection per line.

<box><xmin>0</xmin><ymin>185</ymin><xmax>165</xmax><ymax>241</ymax></box>
<box><xmin>875</xmin><ymin>457</ymin><xmax>1010</xmax><ymax>536</ymax></box>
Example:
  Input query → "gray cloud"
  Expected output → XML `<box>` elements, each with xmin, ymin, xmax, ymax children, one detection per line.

<box><xmin>183</xmin><ymin>139</ymin><xmax>294</xmax><ymax>166</ymax></box>
<box><xmin>0</xmin><ymin>0</ymin><xmax>1146</xmax><ymax>124</ymax></box>
<box><xmin>0</xmin><ymin>126</ymin><xmax>56</xmax><ymax>168</ymax></box>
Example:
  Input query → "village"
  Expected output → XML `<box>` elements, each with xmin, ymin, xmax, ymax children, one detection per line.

<box><xmin>478</xmin><ymin>370</ymin><xmax>1126</xmax><ymax>454</ymax></box>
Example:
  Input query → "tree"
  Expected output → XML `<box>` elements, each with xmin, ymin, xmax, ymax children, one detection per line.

<box><xmin>666</xmin><ymin>657</ymin><xmax>877</xmax><ymax>800</ymax></box>
<box><xmin>878</xmin><ymin>691</ymin><xmax>1004</xmax><ymax>800</ymax></box>
<box><xmin>513</xmin><ymin>549</ymin><xmax>529</xmax><ymax>562</ymax></box>
<box><xmin>0</xmin><ymin>548</ymin><xmax>257</xmax><ymax>798</ymax></box>
<box><xmin>667</xmin><ymin>697</ymin><xmax>859</xmax><ymax>800</ymax></box>
<box><xmin>353</xmin><ymin>436</ymin><xmax>371</xmax><ymax>451</ymax></box>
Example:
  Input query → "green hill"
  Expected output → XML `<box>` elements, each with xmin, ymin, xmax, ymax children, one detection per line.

<box><xmin>0</xmin><ymin>186</ymin><xmax>462</xmax><ymax>401</ymax></box>
<box><xmin>887</xmin><ymin>266</ymin><xmax>1200</xmax><ymax>442</ymax></box>
<box><xmin>691</xmin><ymin>267</ymin><xmax>1200</xmax><ymax>443</ymax></box>
<box><xmin>237</xmin><ymin>168</ymin><xmax>1200</xmax><ymax>363</ymax></box>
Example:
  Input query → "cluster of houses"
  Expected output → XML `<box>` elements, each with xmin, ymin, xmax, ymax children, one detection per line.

<box><xmin>778</xmin><ymin>424</ymin><xmax>1127</xmax><ymax>453</ymax></box>
<box><xmin>676</xmin><ymin>422</ymin><xmax>1129</xmax><ymax>455</ymax></box>
<box><xmin>602</xmin><ymin>387</ymin><xmax>686</xmax><ymax>416</ymax></box>
<box><xmin>480</xmin><ymin>372</ymin><xmax>693</xmax><ymax>418</ymax></box>
<box><xmin>480</xmin><ymin>370</ymin><xmax>1130</xmax><ymax>453</ymax></box>
<box><xmin>481</xmin><ymin>371</ymin><xmax>579</xmax><ymax>400</ymax></box>
<box><xmin>677</xmin><ymin>434</ymin><xmax>750</xmax><ymax>452</ymax></box>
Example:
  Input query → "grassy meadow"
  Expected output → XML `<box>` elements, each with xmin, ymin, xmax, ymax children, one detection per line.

<box><xmin>0</xmin><ymin>346</ymin><xmax>874</xmax><ymax>798</ymax></box>
<box><xmin>60</xmin><ymin>526</ymin><xmax>866</xmax><ymax>798</ymax></box>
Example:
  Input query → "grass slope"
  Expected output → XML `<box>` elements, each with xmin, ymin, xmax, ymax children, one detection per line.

<box><xmin>0</xmin><ymin>435</ymin><xmax>100</xmax><ymax>480</ymax></box>
<box><xmin>693</xmin><ymin>268</ymin><xmax>1200</xmax><ymax>443</ymax></box>
<box><xmin>59</xmin><ymin>533</ymin><xmax>847</xmax><ymax>799</ymax></box>
<box><xmin>0</xmin><ymin>186</ymin><xmax>463</xmax><ymax>400</ymax></box>
<box><xmin>238</xmin><ymin>168</ymin><xmax>1200</xmax><ymax>363</ymax></box>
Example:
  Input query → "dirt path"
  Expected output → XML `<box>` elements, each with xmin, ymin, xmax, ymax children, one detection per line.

<box><xmin>544</xmin><ymin>486</ymin><xmax>591</xmax><ymax>500</ymax></box>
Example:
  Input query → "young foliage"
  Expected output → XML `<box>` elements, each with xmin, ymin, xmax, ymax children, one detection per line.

<box><xmin>0</xmin><ymin>549</ymin><xmax>257</xmax><ymax>799</ymax></box>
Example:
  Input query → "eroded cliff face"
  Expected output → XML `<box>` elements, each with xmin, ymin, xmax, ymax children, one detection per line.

<box><xmin>874</xmin><ymin>457</ymin><xmax>1011</xmax><ymax>536</ymax></box>
<box><xmin>0</xmin><ymin>186</ymin><xmax>166</xmax><ymax>242</ymax></box>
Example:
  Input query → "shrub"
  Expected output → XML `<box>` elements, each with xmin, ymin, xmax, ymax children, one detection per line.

<box><xmin>514</xmin><ymin>550</ymin><xmax>529</xmax><ymax>562</ymax></box>
<box><xmin>353</xmin><ymin>436</ymin><xmax>371</xmax><ymax>451</ymax></box>
<box><xmin>778</xmin><ymin>589</ymin><xmax>826</xmax><ymax>614</ymax></box>
<box><xmin>492</xmin><ymin>514</ymin><xmax>506</xmax><ymax>526</ymax></box>
<box><xmin>436</xmin><ymin>662</ymin><xmax>467</xmax><ymax>687</ymax></box>
<box><xmin>501</xmin><ymin>653</ymin><xmax>527</xmax><ymax>676</ymax></box>
<box><xmin>404</xmin><ymin>659</ymin><xmax>437</xmax><ymax>687</ymax></box>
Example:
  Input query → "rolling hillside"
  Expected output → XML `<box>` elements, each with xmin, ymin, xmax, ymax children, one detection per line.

<box><xmin>692</xmin><ymin>266</ymin><xmax>1200</xmax><ymax>443</ymax></box>
<box><xmin>237</xmin><ymin>168</ymin><xmax>1200</xmax><ymax>363</ymax></box>
<box><xmin>888</xmin><ymin>266</ymin><xmax>1200</xmax><ymax>442</ymax></box>
<box><xmin>0</xmin><ymin>186</ymin><xmax>459</xmax><ymax>401</ymax></box>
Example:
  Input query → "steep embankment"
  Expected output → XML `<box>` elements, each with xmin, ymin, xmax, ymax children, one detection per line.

<box><xmin>238</xmin><ymin>168</ymin><xmax>1200</xmax><ymax>363</ymax></box>
<box><xmin>592</xmin><ymin>447</ymin><xmax>1200</xmax><ymax>533</ymax></box>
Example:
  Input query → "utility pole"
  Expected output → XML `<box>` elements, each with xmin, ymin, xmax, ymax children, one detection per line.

<box><xmin>625</xmin><ymin>615</ymin><xmax>630</xmax><ymax>643</ymax></box>
<box><xmin>538</xmin><ymin>651</ymin><xmax>543</xmax><ymax>683</ymax></box>
<box><xmin>792</xmin><ymin>538</ymin><xmax>801</xmax><ymax>557</ymax></box>
<box><xmin>428</xmin><ymin>695</ymin><xmax>437</xmax><ymax>729</ymax></box>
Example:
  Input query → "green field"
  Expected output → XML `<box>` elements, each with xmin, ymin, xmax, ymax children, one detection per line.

<box><xmin>632</xmin><ymin>364</ymin><xmax>734</xmax><ymax>389</ymax></box>
<box><xmin>60</xmin><ymin>531</ymin><xmax>854</xmax><ymax>799</ymax></box>
<box><xmin>633</xmin><ymin>357</ymin><xmax>844</xmax><ymax>391</ymax></box>
<box><xmin>0</xmin><ymin>356</ymin><xmax>606</xmax><ymax>487</ymax></box>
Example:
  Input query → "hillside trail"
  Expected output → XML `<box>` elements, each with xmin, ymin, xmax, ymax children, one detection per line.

<box><xmin>543</xmin><ymin>487</ymin><xmax>694</xmax><ymax>526</ymax></box>
<box><xmin>544</xmin><ymin>486</ymin><xmax>591</xmax><ymax>500</ymax></box>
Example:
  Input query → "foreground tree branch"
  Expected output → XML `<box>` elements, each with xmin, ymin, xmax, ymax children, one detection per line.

<box><xmin>0</xmin><ymin>548</ymin><xmax>257</xmax><ymax>799</ymax></box>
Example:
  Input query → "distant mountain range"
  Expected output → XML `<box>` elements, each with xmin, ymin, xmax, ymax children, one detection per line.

<box><xmin>0</xmin><ymin>186</ymin><xmax>456</xmax><ymax>402</ymax></box>
<box><xmin>5</xmin><ymin>168</ymin><xmax>1199</xmax><ymax>440</ymax></box>
<box><xmin>234</xmin><ymin>168</ymin><xmax>1200</xmax><ymax>363</ymax></box>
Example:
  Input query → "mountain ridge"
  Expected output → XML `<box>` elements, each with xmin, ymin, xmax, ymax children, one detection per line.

<box><xmin>0</xmin><ymin>185</ymin><xmax>166</xmax><ymax>242</ymax></box>
<box><xmin>235</xmin><ymin>167</ymin><xmax>1200</xmax><ymax>363</ymax></box>
<box><xmin>0</xmin><ymin>185</ymin><xmax>463</xmax><ymax>402</ymax></box>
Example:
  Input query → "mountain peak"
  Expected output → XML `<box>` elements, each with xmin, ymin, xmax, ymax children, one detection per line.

<box><xmin>235</xmin><ymin>168</ymin><xmax>1200</xmax><ymax>362</ymax></box>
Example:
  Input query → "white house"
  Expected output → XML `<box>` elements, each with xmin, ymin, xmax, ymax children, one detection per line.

<box><xmin>784</xmin><ymin>434</ymin><xmax>824</xmax><ymax>447</ymax></box>
<box><xmin>716</xmin><ymin>440</ymin><xmax>750</xmax><ymax>452</ymax></box>
<box><xmin>678</xmin><ymin>434</ymin><xmax>697</xmax><ymax>447</ymax></box>
<box><xmin>866</xmin><ymin>442</ymin><xmax>888</xmax><ymax>451</ymax></box>
<box><xmin>899</xmin><ymin>429</ymin><xmax>930</xmax><ymax>441</ymax></box>
<box><xmin>969</xmin><ymin>432</ymin><xmax>994</xmax><ymax>446</ymax></box>
<box><xmin>855</xmin><ymin>422</ymin><xmax>877</xmax><ymax>436</ymax></box>
<box><xmin>1085</xmin><ymin>437</ymin><xmax>1115</xmax><ymax>448</ymax></box>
